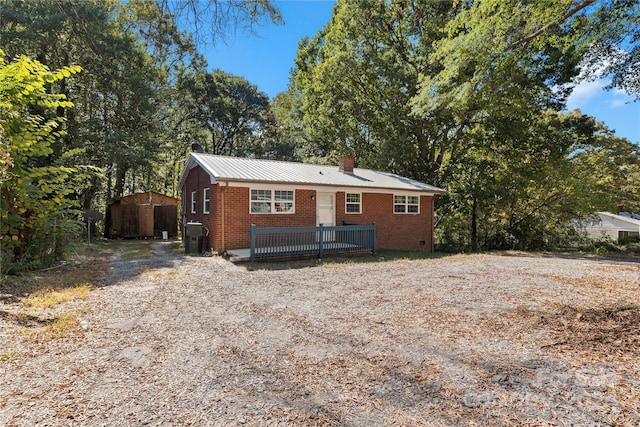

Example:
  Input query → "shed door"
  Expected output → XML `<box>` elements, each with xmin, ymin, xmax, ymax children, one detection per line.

<box><xmin>154</xmin><ymin>205</ymin><xmax>177</xmax><ymax>237</ymax></box>
<box><xmin>139</xmin><ymin>205</ymin><xmax>154</xmax><ymax>237</ymax></box>
<box><xmin>121</xmin><ymin>204</ymin><xmax>139</xmax><ymax>238</ymax></box>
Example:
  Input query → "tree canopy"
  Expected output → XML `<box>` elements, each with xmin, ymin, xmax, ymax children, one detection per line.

<box><xmin>1</xmin><ymin>0</ymin><xmax>638</xmax><ymax>270</ymax></box>
<box><xmin>290</xmin><ymin>0</ymin><xmax>639</xmax><ymax>251</ymax></box>
<box><xmin>0</xmin><ymin>49</ymin><xmax>98</xmax><ymax>270</ymax></box>
<box><xmin>0</xmin><ymin>0</ymin><xmax>281</xmax><ymax>271</ymax></box>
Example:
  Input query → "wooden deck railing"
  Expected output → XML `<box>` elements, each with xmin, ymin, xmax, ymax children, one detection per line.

<box><xmin>249</xmin><ymin>223</ymin><xmax>376</xmax><ymax>262</ymax></box>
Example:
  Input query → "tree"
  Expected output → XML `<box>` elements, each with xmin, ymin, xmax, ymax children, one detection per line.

<box><xmin>408</xmin><ymin>0</ymin><xmax>639</xmax><ymax>249</ymax></box>
<box><xmin>435</xmin><ymin>109</ymin><xmax>600</xmax><ymax>251</ymax></box>
<box><xmin>578</xmin><ymin>0</ymin><xmax>640</xmax><ymax>99</ymax></box>
<box><xmin>184</xmin><ymin>69</ymin><xmax>273</xmax><ymax>157</ymax></box>
<box><xmin>0</xmin><ymin>0</ymin><xmax>285</xmax><ymax>270</ymax></box>
<box><xmin>269</xmin><ymin>89</ymin><xmax>304</xmax><ymax>161</ymax></box>
<box><xmin>158</xmin><ymin>0</ymin><xmax>282</xmax><ymax>45</ymax></box>
<box><xmin>293</xmin><ymin>0</ymin><xmax>458</xmax><ymax>183</ymax></box>
<box><xmin>571</xmin><ymin>125</ymin><xmax>640</xmax><ymax>213</ymax></box>
<box><xmin>0</xmin><ymin>50</ymin><xmax>97</xmax><ymax>271</ymax></box>
<box><xmin>0</xmin><ymin>0</ymin><xmax>210</xmax><ymax>203</ymax></box>
<box><xmin>411</xmin><ymin>0</ymin><xmax>640</xmax><ymax>117</ymax></box>
<box><xmin>290</xmin><ymin>0</ymin><xmax>639</xmax><ymax>251</ymax></box>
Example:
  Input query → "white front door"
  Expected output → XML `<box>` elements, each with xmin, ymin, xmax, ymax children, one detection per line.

<box><xmin>316</xmin><ymin>193</ymin><xmax>335</xmax><ymax>241</ymax></box>
<box><xmin>317</xmin><ymin>193</ymin><xmax>335</xmax><ymax>226</ymax></box>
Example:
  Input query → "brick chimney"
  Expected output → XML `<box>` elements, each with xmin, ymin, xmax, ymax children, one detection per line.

<box><xmin>339</xmin><ymin>155</ymin><xmax>354</xmax><ymax>174</ymax></box>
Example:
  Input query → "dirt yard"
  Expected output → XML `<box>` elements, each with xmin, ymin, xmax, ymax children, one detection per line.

<box><xmin>1</xmin><ymin>242</ymin><xmax>639</xmax><ymax>426</ymax></box>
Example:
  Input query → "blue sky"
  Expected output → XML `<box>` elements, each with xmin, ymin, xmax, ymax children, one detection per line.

<box><xmin>203</xmin><ymin>0</ymin><xmax>639</xmax><ymax>144</ymax></box>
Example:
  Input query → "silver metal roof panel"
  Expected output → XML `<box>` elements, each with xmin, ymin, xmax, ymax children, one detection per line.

<box><xmin>179</xmin><ymin>154</ymin><xmax>446</xmax><ymax>194</ymax></box>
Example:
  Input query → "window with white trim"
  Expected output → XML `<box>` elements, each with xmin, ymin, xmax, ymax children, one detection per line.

<box><xmin>250</xmin><ymin>189</ymin><xmax>294</xmax><ymax>214</ymax></box>
<box><xmin>190</xmin><ymin>191</ymin><xmax>196</xmax><ymax>214</ymax></box>
<box><xmin>394</xmin><ymin>195</ymin><xmax>420</xmax><ymax>214</ymax></box>
<box><xmin>203</xmin><ymin>188</ymin><xmax>210</xmax><ymax>214</ymax></box>
<box><xmin>345</xmin><ymin>193</ymin><xmax>361</xmax><ymax>214</ymax></box>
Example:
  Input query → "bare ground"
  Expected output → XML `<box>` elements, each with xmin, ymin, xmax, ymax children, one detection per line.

<box><xmin>1</xmin><ymin>242</ymin><xmax>639</xmax><ymax>426</ymax></box>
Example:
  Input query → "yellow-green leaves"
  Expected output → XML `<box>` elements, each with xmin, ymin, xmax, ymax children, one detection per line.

<box><xmin>0</xmin><ymin>50</ymin><xmax>97</xmax><ymax>271</ymax></box>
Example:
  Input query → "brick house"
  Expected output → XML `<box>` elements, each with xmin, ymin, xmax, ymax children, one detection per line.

<box><xmin>178</xmin><ymin>153</ymin><xmax>445</xmax><ymax>253</ymax></box>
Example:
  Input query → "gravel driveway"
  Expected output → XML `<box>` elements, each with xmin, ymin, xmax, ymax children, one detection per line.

<box><xmin>1</xmin><ymin>242</ymin><xmax>639</xmax><ymax>426</ymax></box>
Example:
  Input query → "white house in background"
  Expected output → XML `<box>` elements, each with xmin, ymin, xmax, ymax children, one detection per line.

<box><xmin>582</xmin><ymin>212</ymin><xmax>640</xmax><ymax>242</ymax></box>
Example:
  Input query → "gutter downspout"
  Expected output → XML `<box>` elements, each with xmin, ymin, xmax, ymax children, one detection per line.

<box><xmin>431</xmin><ymin>196</ymin><xmax>435</xmax><ymax>252</ymax></box>
<box><xmin>221</xmin><ymin>181</ymin><xmax>228</xmax><ymax>253</ymax></box>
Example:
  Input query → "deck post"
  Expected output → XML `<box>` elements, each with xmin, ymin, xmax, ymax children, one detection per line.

<box><xmin>372</xmin><ymin>222</ymin><xmax>377</xmax><ymax>256</ymax></box>
<box><xmin>250</xmin><ymin>224</ymin><xmax>256</xmax><ymax>263</ymax></box>
<box><xmin>318</xmin><ymin>223</ymin><xmax>324</xmax><ymax>260</ymax></box>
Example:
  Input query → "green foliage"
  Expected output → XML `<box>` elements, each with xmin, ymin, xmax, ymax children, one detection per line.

<box><xmin>590</xmin><ymin>238</ymin><xmax>640</xmax><ymax>256</ymax></box>
<box><xmin>293</xmin><ymin>0</ymin><xmax>456</xmax><ymax>181</ymax></box>
<box><xmin>0</xmin><ymin>0</ymin><xmax>285</xmax><ymax>266</ymax></box>
<box><xmin>288</xmin><ymin>0</ymin><xmax>639</xmax><ymax>253</ymax></box>
<box><xmin>180</xmin><ymin>69</ymin><xmax>276</xmax><ymax>157</ymax></box>
<box><xmin>570</xmin><ymin>130</ymin><xmax>640</xmax><ymax>212</ymax></box>
<box><xmin>578</xmin><ymin>0</ymin><xmax>640</xmax><ymax>99</ymax></box>
<box><xmin>268</xmin><ymin>90</ymin><xmax>302</xmax><ymax>161</ymax></box>
<box><xmin>0</xmin><ymin>50</ymin><xmax>99</xmax><ymax>272</ymax></box>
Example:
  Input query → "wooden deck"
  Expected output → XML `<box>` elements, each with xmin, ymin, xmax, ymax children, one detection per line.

<box><xmin>227</xmin><ymin>242</ymin><xmax>368</xmax><ymax>262</ymax></box>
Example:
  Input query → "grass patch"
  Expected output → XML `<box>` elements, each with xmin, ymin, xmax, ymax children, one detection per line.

<box><xmin>375</xmin><ymin>250</ymin><xmax>455</xmax><ymax>261</ymax></box>
<box><xmin>43</xmin><ymin>312</ymin><xmax>80</xmax><ymax>338</ymax></box>
<box><xmin>163</xmin><ymin>240</ymin><xmax>185</xmax><ymax>255</ymax></box>
<box><xmin>1</xmin><ymin>351</ymin><xmax>17</xmax><ymax>361</ymax></box>
<box><xmin>20</xmin><ymin>284</ymin><xmax>90</xmax><ymax>309</ymax></box>
<box><xmin>1</xmin><ymin>241</ymin><xmax>111</xmax><ymax>299</ymax></box>
<box><xmin>71</xmin><ymin>239</ymin><xmax>117</xmax><ymax>258</ymax></box>
<box><xmin>14</xmin><ymin>312</ymin><xmax>81</xmax><ymax>340</ymax></box>
<box><xmin>118</xmin><ymin>240</ymin><xmax>155</xmax><ymax>259</ymax></box>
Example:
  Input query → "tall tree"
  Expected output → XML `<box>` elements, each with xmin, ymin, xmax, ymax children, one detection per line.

<box><xmin>293</xmin><ymin>0</ymin><xmax>459</xmax><ymax>184</ymax></box>
<box><xmin>290</xmin><ymin>0</ymin><xmax>639</xmax><ymax>251</ymax></box>
<box><xmin>411</xmin><ymin>0</ymin><xmax>640</xmax><ymax>116</ymax></box>
<box><xmin>184</xmin><ymin>69</ymin><xmax>273</xmax><ymax>157</ymax></box>
<box><xmin>578</xmin><ymin>0</ymin><xmax>640</xmax><ymax>98</ymax></box>
<box><xmin>0</xmin><ymin>0</ymin><xmax>282</xmax><ymax>203</ymax></box>
<box><xmin>0</xmin><ymin>50</ymin><xmax>97</xmax><ymax>270</ymax></box>
<box><xmin>269</xmin><ymin>89</ymin><xmax>304</xmax><ymax>161</ymax></box>
<box><xmin>409</xmin><ymin>0</ymin><xmax>639</xmax><ymax>249</ymax></box>
<box><xmin>571</xmin><ymin>128</ymin><xmax>640</xmax><ymax>213</ymax></box>
<box><xmin>0</xmin><ymin>0</ymin><xmax>167</xmax><ymax>202</ymax></box>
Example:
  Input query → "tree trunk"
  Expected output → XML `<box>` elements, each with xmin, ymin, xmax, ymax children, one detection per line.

<box><xmin>471</xmin><ymin>196</ymin><xmax>478</xmax><ymax>252</ymax></box>
<box><xmin>114</xmin><ymin>162</ymin><xmax>127</xmax><ymax>199</ymax></box>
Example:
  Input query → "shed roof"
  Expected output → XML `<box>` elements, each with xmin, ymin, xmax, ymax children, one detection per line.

<box><xmin>178</xmin><ymin>154</ymin><xmax>446</xmax><ymax>194</ymax></box>
<box><xmin>111</xmin><ymin>191</ymin><xmax>178</xmax><ymax>206</ymax></box>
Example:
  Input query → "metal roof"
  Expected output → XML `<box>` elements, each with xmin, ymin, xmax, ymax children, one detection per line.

<box><xmin>178</xmin><ymin>153</ymin><xmax>446</xmax><ymax>194</ymax></box>
<box><xmin>596</xmin><ymin>212</ymin><xmax>640</xmax><ymax>227</ymax></box>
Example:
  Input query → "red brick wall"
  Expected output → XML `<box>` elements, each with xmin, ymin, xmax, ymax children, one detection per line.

<box><xmin>183</xmin><ymin>166</ymin><xmax>435</xmax><ymax>252</ymax></box>
<box><xmin>223</xmin><ymin>187</ymin><xmax>316</xmax><ymax>250</ymax></box>
<box><xmin>182</xmin><ymin>166</ymin><xmax>218</xmax><ymax>252</ymax></box>
<box><xmin>336</xmin><ymin>192</ymin><xmax>434</xmax><ymax>251</ymax></box>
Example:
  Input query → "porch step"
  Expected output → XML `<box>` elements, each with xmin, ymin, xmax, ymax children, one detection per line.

<box><xmin>226</xmin><ymin>248</ymin><xmax>250</xmax><ymax>262</ymax></box>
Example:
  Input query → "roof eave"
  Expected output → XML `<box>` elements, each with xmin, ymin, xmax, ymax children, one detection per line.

<box><xmin>216</xmin><ymin>178</ymin><xmax>446</xmax><ymax>195</ymax></box>
<box><xmin>178</xmin><ymin>154</ymin><xmax>218</xmax><ymax>190</ymax></box>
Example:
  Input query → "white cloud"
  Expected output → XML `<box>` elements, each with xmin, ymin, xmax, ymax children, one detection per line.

<box><xmin>567</xmin><ymin>45</ymin><xmax>637</xmax><ymax>111</ymax></box>
<box><xmin>614</xmin><ymin>87</ymin><xmax>628</xmax><ymax>96</ymax></box>
<box><xmin>565</xmin><ymin>78</ymin><xmax>607</xmax><ymax>110</ymax></box>
<box><xmin>609</xmin><ymin>98</ymin><xmax>630</xmax><ymax>108</ymax></box>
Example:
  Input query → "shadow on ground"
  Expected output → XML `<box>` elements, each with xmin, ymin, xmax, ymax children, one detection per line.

<box><xmin>101</xmin><ymin>240</ymin><xmax>188</xmax><ymax>285</ymax></box>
